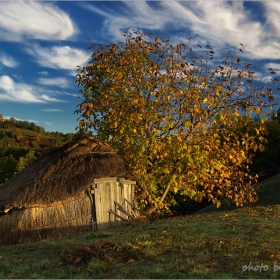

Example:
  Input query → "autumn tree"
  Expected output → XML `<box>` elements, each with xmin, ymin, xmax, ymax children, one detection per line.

<box><xmin>75</xmin><ymin>30</ymin><xmax>277</xmax><ymax>214</ymax></box>
<box><xmin>11</xmin><ymin>128</ymin><xmax>22</xmax><ymax>141</ymax></box>
<box><xmin>16</xmin><ymin>149</ymin><xmax>37</xmax><ymax>172</ymax></box>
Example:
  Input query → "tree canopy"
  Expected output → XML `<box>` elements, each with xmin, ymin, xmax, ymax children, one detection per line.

<box><xmin>75</xmin><ymin>30</ymin><xmax>277</xmax><ymax>214</ymax></box>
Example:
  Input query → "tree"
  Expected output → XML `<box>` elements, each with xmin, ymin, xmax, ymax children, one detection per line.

<box><xmin>18</xmin><ymin>120</ymin><xmax>29</xmax><ymax>130</ymax></box>
<box><xmin>75</xmin><ymin>30</ymin><xmax>277</xmax><ymax>214</ymax></box>
<box><xmin>29</xmin><ymin>122</ymin><xmax>38</xmax><ymax>132</ymax></box>
<box><xmin>9</xmin><ymin>117</ymin><xmax>17</xmax><ymax>128</ymax></box>
<box><xmin>0</xmin><ymin>130</ymin><xmax>5</xmax><ymax>140</ymax></box>
<box><xmin>0</xmin><ymin>155</ymin><xmax>17</xmax><ymax>185</ymax></box>
<box><xmin>52</xmin><ymin>132</ymin><xmax>63</xmax><ymax>147</ymax></box>
<box><xmin>16</xmin><ymin>149</ymin><xmax>37</xmax><ymax>172</ymax></box>
<box><xmin>11</xmin><ymin>128</ymin><xmax>22</xmax><ymax>141</ymax></box>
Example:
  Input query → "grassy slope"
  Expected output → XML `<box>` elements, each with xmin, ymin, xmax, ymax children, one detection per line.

<box><xmin>0</xmin><ymin>174</ymin><xmax>280</xmax><ymax>279</ymax></box>
<box><xmin>0</xmin><ymin>128</ymin><xmax>54</xmax><ymax>140</ymax></box>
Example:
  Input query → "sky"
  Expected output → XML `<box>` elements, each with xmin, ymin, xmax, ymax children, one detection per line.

<box><xmin>0</xmin><ymin>1</ymin><xmax>280</xmax><ymax>133</ymax></box>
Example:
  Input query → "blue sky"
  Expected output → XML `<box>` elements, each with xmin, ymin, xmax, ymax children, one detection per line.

<box><xmin>0</xmin><ymin>1</ymin><xmax>280</xmax><ymax>133</ymax></box>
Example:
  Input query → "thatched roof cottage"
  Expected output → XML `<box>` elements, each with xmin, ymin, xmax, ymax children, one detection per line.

<box><xmin>0</xmin><ymin>136</ymin><xmax>139</xmax><ymax>244</ymax></box>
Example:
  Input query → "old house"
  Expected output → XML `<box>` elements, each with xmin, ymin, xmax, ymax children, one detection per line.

<box><xmin>0</xmin><ymin>136</ymin><xmax>140</xmax><ymax>244</ymax></box>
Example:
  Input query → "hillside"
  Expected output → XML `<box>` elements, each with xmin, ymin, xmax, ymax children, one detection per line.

<box><xmin>0</xmin><ymin>173</ymin><xmax>279</xmax><ymax>279</ymax></box>
<box><xmin>0</xmin><ymin>117</ymin><xmax>77</xmax><ymax>185</ymax></box>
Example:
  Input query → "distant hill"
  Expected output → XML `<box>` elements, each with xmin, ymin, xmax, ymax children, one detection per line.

<box><xmin>0</xmin><ymin>115</ymin><xmax>76</xmax><ymax>150</ymax></box>
<box><xmin>0</xmin><ymin>116</ymin><xmax>78</xmax><ymax>185</ymax></box>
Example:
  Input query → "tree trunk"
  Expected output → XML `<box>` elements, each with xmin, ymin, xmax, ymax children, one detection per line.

<box><xmin>146</xmin><ymin>182</ymin><xmax>172</xmax><ymax>214</ymax></box>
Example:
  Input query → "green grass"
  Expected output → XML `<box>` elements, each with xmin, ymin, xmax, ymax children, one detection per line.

<box><xmin>0</xmin><ymin>128</ymin><xmax>54</xmax><ymax>140</ymax></box>
<box><xmin>1</xmin><ymin>174</ymin><xmax>280</xmax><ymax>279</ymax></box>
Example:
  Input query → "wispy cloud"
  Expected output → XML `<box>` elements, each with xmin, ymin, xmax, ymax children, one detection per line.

<box><xmin>0</xmin><ymin>1</ymin><xmax>77</xmax><ymax>42</ymax></box>
<box><xmin>0</xmin><ymin>52</ymin><xmax>19</xmax><ymax>68</ymax></box>
<box><xmin>3</xmin><ymin>116</ymin><xmax>39</xmax><ymax>124</ymax></box>
<box><xmin>264</xmin><ymin>2</ymin><xmax>280</xmax><ymax>36</ymax></box>
<box><xmin>41</xmin><ymin>108</ymin><xmax>63</xmax><ymax>112</ymax></box>
<box><xmin>4</xmin><ymin>116</ymin><xmax>52</xmax><ymax>127</ymax></box>
<box><xmin>84</xmin><ymin>1</ymin><xmax>170</xmax><ymax>42</ymax></box>
<box><xmin>38</xmin><ymin>77</ymin><xmax>72</xmax><ymax>89</ymax></box>
<box><xmin>0</xmin><ymin>75</ymin><xmax>67</xmax><ymax>103</ymax></box>
<box><xmin>85</xmin><ymin>1</ymin><xmax>280</xmax><ymax>60</ymax></box>
<box><xmin>27</xmin><ymin>119</ymin><xmax>39</xmax><ymax>124</ymax></box>
<box><xmin>69</xmin><ymin>69</ymin><xmax>79</xmax><ymax>77</ymax></box>
<box><xmin>38</xmin><ymin>71</ymin><xmax>49</xmax><ymax>76</ymax></box>
<box><xmin>12</xmin><ymin>75</ymin><xmax>22</xmax><ymax>81</ymax></box>
<box><xmin>41</xmin><ymin>94</ymin><xmax>65</xmax><ymax>102</ymax></box>
<box><xmin>266</xmin><ymin>63</ymin><xmax>280</xmax><ymax>71</ymax></box>
<box><xmin>252</xmin><ymin>71</ymin><xmax>274</xmax><ymax>84</ymax></box>
<box><xmin>79</xmin><ymin>2</ymin><xmax>115</xmax><ymax>19</ymax></box>
<box><xmin>24</xmin><ymin>44</ymin><xmax>90</xmax><ymax>70</ymax></box>
<box><xmin>0</xmin><ymin>75</ymin><xmax>44</xmax><ymax>103</ymax></box>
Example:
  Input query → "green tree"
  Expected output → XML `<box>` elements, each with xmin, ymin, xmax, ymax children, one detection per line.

<box><xmin>16</xmin><ymin>149</ymin><xmax>37</xmax><ymax>172</ymax></box>
<box><xmin>29</xmin><ymin>122</ymin><xmax>37</xmax><ymax>132</ymax></box>
<box><xmin>0</xmin><ymin>130</ymin><xmax>5</xmax><ymax>140</ymax></box>
<box><xmin>0</xmin><ymin>155</ymin><xmax>17</xmax><ymax>185</ymax></box>
<box><xmin>18</xmin><ymin>120</ymin><xmax>29</xmax><ymax>130</ymax></box>
<box><xmin>9</xmin><ymin>117</ymin><xmax>17</xmax><ymax>128</ymax></box>
<box><xmin>52</xmin><ymin>132</ymin><xmax>64</xmax><ymax>147</ymax></box>
<box><xmin>11</xmin><ymin>128</ymin><xmax>22</xmax><ymax>141</ymax></box>
<box><xmin>75</xmin><ymin>31</ymin><xmax>277</xmax><ymax>214</ymax></box>
<box><xmin>65</xmin><ymin>133</ymin><xmax>74</xmax><ymax>142</ymax></box>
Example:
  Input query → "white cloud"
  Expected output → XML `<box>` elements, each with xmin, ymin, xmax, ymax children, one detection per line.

<box><xmin>24</xmin><ymin>44</ymin><xmax>90</xmax><ymax>70</ymax></box>
<box><xmin>266</xmin><ymin>63</ymin><xmax>280</xmax><ymax>71</ymax></box>
<box><xmin>27</xmin><ymin>119</ymin><xmax>39</xmax><ymax>124</ymax></box>
<box><xmin>41</xmin><ymin>108</ymin><xmax>63</xmax><ymax>112</ymax></box>
<box><xmin>38</xmin><ymin>71</ymin><xmax>49</xmax><ymax>76</ymax></box>
<box><xmin>0</xmin><ymin>75</ymin><xmax>66</xmax><ymax>103</ymax></box>
<box><xmin>80</xmin><ymin>3</ymin><xmax>114</xmax><ymax>19</ymax></box>
<box><xmin>44</xmin><ymin>122</ymin><xmax>52</xmax><ymax>126</ymax></box>
<box><xmin>12</xmin><ymin>75</ymin><xmax>22</xmax><ymax>81</ymax></box>
<box><xmin>0</xmin><ymin>53</ymin><xmax>19</xmax><ymax>68</ymax></box>
<box><xmin>86</xmin><ymin>1</ymin><xmax>172</xmax><ymax>42</ymax></box>
<box><xmin>69</xmin><ymin>69</ymin><xmax>80</xmax><ymax>77</ymax></box>
<box><xmin>86</xmin><ymin>1</ymin><xmax>280</xmax><ymax>60</ymax></box>
<box><xmin>264</xmin><ymin>2</ymin><xmax>280</xmax><ymax>34</ymax></box>
<box><xmin>0</xmin><ymin>1</ymin><xmax>77</xmax><ymax>41</ymax></box>
<box><xmin>38</xmin><ymin>77</ymin><xmax>72</xmax><ymax>89</ymax></box>
<box><xmin>252</xmin><ymin>71</ymin><xmax>274</xmax><ymax>84</ymax></box>
<box><xmin>3</xmin><ymin>116</ymin><xmax>39</xmax><ymax>124</ymax></box>
<box><xmin>41</xmin><ymin>94</ymin><xmax>65</xmax><ymax>102</ymax></box>
<box><xmin>0</xmin><ymin>75</ymin><xmax>43</xmax><ymax>103</ymax></box>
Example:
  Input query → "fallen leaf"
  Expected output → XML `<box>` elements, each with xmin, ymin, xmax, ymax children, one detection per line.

<box><xmin>224</xmin><ymin>254</ymin><xmax>232</xmax><ymax>257</ymax></box>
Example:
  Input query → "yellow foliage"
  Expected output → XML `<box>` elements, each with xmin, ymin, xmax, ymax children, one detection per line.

<box><xmin>75</xmin><ymin>30</ymin><xmax>275</xmax><ymax>214</ymax></box>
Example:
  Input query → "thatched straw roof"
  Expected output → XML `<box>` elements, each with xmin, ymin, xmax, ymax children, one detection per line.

<box><xmin>0</xmin><ymin>136</ymin><xmax>136</xmax><ymax>213</ymax></box>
